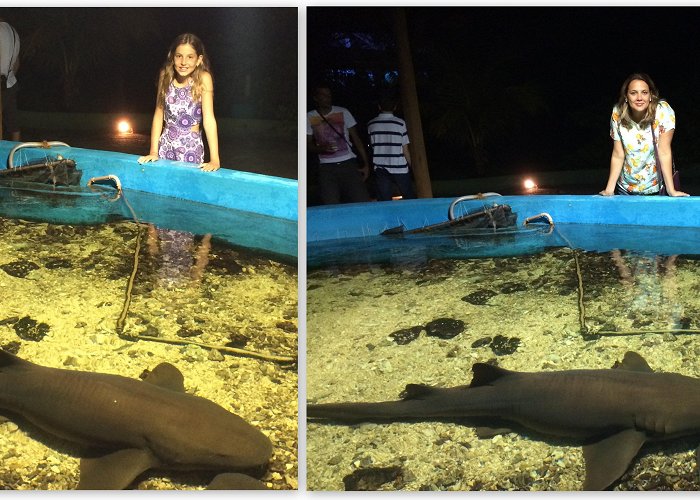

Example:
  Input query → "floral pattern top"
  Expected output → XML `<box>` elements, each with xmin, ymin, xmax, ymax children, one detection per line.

<box><xmin>158</xmin><ymin>80</ymin><xmax>204</xmax><ymax>164</ymax></box>
<box><xmin>610</xmin><ymin>100</ymin><xmax>675</xmax><ymax>194</ymax></box>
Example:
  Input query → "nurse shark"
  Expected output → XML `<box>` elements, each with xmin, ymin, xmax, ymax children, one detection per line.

<box><xmin>308</xmin><ymin>351</ymin><xmax>700</xmax><ymax>490</ymax></box>
<box><xmin>0</xmin><ymin>349</ymin><xmax>272</xmax><ymax>489</ymax></box>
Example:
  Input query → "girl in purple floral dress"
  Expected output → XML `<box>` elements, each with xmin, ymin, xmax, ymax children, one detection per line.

<box><xmin>138</xmin><ymin>33</ymin><xmax>220</xmax><ymax>171</ymax></box>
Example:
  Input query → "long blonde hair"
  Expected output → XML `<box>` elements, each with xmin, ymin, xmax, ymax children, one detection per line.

<box><xmin>156</xmin><ymin>33</ymin><xmax>212</xmax><ymax>109</ymax></box>
<box><xmin>616</xmin><ymin>72</ymin><xmax>660</xmax><ymax>129</ymax></box>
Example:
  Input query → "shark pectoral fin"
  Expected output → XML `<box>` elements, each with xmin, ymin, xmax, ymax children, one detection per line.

<box><xmin>207</xmin><ymin>473</ymin><xmax>269</xmax><ymax>490</ymax></box>
<box><xmin>78</xmin><ymin>448</ymin><xmax>160</xmax><ymax>490</ymax></box>
<box><xmin>400</xmin><ymin>384</ymin><xmax>440</xmax><ymax>400</ymax></box>
<box><xmin>612</xmin><ymin>352</ymin><xmax>654</xmax><ymax>372</ymax></box>
<box><xmin>141</xmin><ymin>362</ymin><xmax>186</xmax><ymax>393</ymax></box>
<box><xmin>582</xmin><ymin>428</ymin><xmax>647</xmax><ymax>490</ymax></box>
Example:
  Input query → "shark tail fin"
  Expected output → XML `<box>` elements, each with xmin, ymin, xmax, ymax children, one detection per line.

<box><xmin>470</xmin><ymin>363</ymin><xmax>513</xmax><ymax>387</ymax></box>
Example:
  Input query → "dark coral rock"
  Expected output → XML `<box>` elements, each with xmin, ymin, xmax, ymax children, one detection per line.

<box><xmin>13</xmin><ymin>316</ymin><xmax>49</xmax><ymax>341</ymax></box>
<box><xmin>0</xmin><ymin>316</ymin><xmax>19</xmax><ymax>326</ymax></box>
<box><xmin>471</xmin><ymin>337</ymin><xmax>493</xmax><ymax>348</ymax></box>
<box><xmin>1</xmin><ymin>260</ymin><xmax>40</xmax><ymax>278</ymax></box>
<box><xmin>227</xmin><ymin>332</ymin><xmax>249</xmax><ymax>348</ymax></box>
<box><xmin>276</xmin><ymin>320</ymin><xmax>297</xmax><ymax>333</ymax></box>
<box><xmin>425</xmin><ymin>318</ymin><xmax>465</xmax><ymax>339</ymax></box>
<box><xmin>489</xmin><ymin>335</ymin><xmax>520</xmax><ymax>355</ymax></box>
<box><xmin>43</xmin><ymin>257</ymin><xmax>73</xmax><ymax>270</ymax></box>
<box><xmin>1</xmin><ymin>341</ymin><xmax>21</xmax><ymax>355</ymax></box>
<box><xmin>499</xmin><ymin>282</ymin><xmax>529</xmax><ymax>294</ymax></box>
<box><xmin>176</xmin><ymin>327</ymin><xmax>203</xmax><ymax>338</ymax></box>
<box><xmin>208</xmin><ymin>253</ymin><xmax>244</xmax><ymax>275</ymax></box>
<box><xmin>343</xmin><ymin>466</ymin><xmax>404</xmax><ymax>491</ymax></box>
<box><xmin>461</xmin><ymin>289</ymin><xmax>497</xmax><ymax>305</ymax></box>
<box><xmin>678</xmin><ymin>316</ymin><xmax>692</xmax><ymax>329</ymax></box>
<box><xmin>390</xmin><ymin>326</ymin><xmax>424</xmax><ymax>345</ymax></box>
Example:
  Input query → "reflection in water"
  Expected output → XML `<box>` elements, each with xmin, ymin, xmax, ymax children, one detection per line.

<box><xmin>608</xmin><ymin>250</ymin><xmax>683</xmax><ymax>331</ymax></box>
<box><xmin>147</xmin><ymin>226</ymin><xmax>212</xmax><ymax>287</ymax></box>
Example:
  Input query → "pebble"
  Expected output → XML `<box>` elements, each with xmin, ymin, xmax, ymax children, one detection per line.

<box><xmin>3</xmin><ymin>423</ymin><xmax>18</xmax><ymax>433</ymax></box>
<box><xmin>207</xmin><ymin>349</ymin><xmax>225</xmax><ymax>362</ymax></box>
<box><xmin>62</xmin><ymin>356</ymin><xmax>80</xmax><ymax>367</ymax></box>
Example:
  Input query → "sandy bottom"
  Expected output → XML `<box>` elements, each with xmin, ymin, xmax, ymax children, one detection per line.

<box><xmin>307</xmin><ymin>249</ymin><xmax>700</xmax><ymax>491</ymax></box>
<box><xmin>0</xmin><ymin>217</ymin><xmax>297</xmax><ymax>490</ymax></box>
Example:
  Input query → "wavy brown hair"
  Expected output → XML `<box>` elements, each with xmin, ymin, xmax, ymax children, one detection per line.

<box><xmin>156</xmin><ymin>33</ymin><xmax>212</xmax><ymax>109</ymax></box>
<box><xmin>616</xmin><ymin>72</ymin><xmax>660</xmax><ymax>129</ymax></box>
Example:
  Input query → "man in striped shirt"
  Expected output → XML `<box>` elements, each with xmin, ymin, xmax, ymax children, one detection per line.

<box><xmin>367</xmin><ymin>95</ymin><xmax>416</xmax><ymax>201</ymax></box>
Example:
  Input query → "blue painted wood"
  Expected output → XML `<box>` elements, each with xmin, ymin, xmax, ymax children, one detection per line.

<box><xmin>0</xmin><ymin>141</ymin><xmax>297</xmax><ymax>221</ymax></box>
<box><xmin>0</xmin><ymin>141</ymin><xmax>298</xmax><ymax>259</ymax></box>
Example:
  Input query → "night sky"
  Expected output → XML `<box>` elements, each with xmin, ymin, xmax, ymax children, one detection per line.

<box><xmin>2</xmin><ymin>7</ymin><xmax>297</xmax><ymax>120</ymax></box>
<box><xmin>307</xmin><ymin>6</ymin><xmax>700</xmax><ymax>180</ymax></box>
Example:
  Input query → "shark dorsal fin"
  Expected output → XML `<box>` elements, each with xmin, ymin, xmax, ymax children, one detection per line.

<box><xmin>612</xmin><ymin>351</ymin><xmax>654</xmax><ymax>373</ymax></box>
<box><xmin>142</xmin><ymin>362</ymin><xmax>186</xmax><ymax>393</ymax></box>
<box><xmin>400</xmin><ymin>383</ymin><xmax>439</xmax><ymax>400</ymax></box>
<box><xmin>470</xmin><ymin>363</ymin><xmax>511</xmax><ymax>387</ymax></box>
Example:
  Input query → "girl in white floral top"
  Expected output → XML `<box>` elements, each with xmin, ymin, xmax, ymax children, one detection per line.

<box><xmin>600</xmin><ymin>73</ymin><xmax>688</xmax><ymax>196</ymax></box>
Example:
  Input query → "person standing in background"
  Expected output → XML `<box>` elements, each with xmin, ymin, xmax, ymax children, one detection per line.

<box><xmin>0</xmin><ymin>18</ymin><xmax>21</xmax><ymax>141</ymax></box>
<box><xmin>307</xmin><ymin>84</ymin><xmax>371</xmax><ymax>204</ymax></box>
<box><xmin>367</xmin><ymin>94</ymin><xmax>416</xmax><ymax>201</ymax></box>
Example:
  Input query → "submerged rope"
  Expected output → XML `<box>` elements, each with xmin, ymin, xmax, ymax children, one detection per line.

<box><xmin>572</xmin><ymin>250</ymin><xmax>589</xmax><ymax>335</ymax></box>
<box><xmin>112</xmin><ymin>191</ymin><xmax>296</xmax><ymax>365</ymax></box>
<box><xmin>594</xmin><ymin>329</ymin><xmax>700</xmax><ymax>337</ymax></box>
<box><xmin>116</xmin><ymin>222</ymin><xmax>146</xmax><ymax>335</ymax></box>
<box><xmin>571</xmin><ymin>248</ymin><xmax>699</xmax><ymax>339</ymax></box>
<box><xmin>131</xmin><ymin>334</ymin><xmax>297</xmax><ymax>364</ymax></box>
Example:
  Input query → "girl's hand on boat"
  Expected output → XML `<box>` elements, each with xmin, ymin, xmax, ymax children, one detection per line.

<box><xmin>137</xmin><ymin>155</ymin><xmax>159</xmax><ymax>164</ymax></box>
<box><xmin>200</xmin><ymin>162</ymin><xmax>220</xmax><ymax>172</ymax></box>
<box><xmin>598</xmin><ymin>189</ymin><xmax>614</xmax><ymax>196</ymax></box>
<box><xmin>669</xmin><ymin>190</ymin><xmax>690</xmax><ymax>197</ymax></box>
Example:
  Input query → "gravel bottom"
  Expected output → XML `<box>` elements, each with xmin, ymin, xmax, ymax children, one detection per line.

<box><xmin>307</xmin><ymin>249</ymin><xmax>700</xmax><ymax>491</ymax></box>
<box><xmin>0</xmin><ymin>218</ymin><xmax>298</xmax><ymax>490</ymax></box>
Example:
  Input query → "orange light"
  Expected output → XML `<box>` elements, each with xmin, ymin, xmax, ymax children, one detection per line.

<box><xmin>117</xmin><ymin>120</ymin><xmax>133</xmax><ymax>134</ymax></box>
<box><xmin>523</xmin><ymin>178</ymin><xmax>537</xmax><ymax>191</ymax></box>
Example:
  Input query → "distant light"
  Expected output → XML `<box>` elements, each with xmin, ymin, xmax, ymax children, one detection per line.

<box><xmin>524</xmin><ymin>178</ymin><xmax>537</xmax><ymax>191</ymax></box>
<box><xmin>117</xmin><ymin>120</ymin><xmax>133</xmax><ymax>134</ymax></box>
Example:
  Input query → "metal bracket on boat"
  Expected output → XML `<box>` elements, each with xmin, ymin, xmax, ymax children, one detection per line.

<box><xmin>7</xmin><ymin>141</ymin><xmax>71</xmax><ymax>169</ymax></box>
<box><xmin>448</xmin><ymin>193</ymin><xmax>502</xmax><ymax>221</ymax></box>
<box><xmin>88</xmin><ymin>175</ymin><xmax>123</xmax><ymax>201</ymax></box>
<box><xmin>523</xmin><ymin>212</ymin><xmax>554</xmax><ymax>226</ymax></box>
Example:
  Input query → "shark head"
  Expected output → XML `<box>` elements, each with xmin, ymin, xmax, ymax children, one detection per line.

<box><xmin>149</xmin><ymin>393</ymin><xmax>273</xmax><ymax>471</ymax></box>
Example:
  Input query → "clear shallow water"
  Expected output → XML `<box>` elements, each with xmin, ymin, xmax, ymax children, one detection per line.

<box><xmin>0</xmin><ymin>189</ymin><xmax>298</xmax><ymax>489</ymax></box>
<box><xmin>0</xmin><ymin>183</ymin><xmax>297</xmax><ymax>263</ymax></box>
<box><xmin>307</xmin><ymin>227</ymin><xmax>700</xmax><ymax>491</ymax></box>
<box><xmin>309</xmin><ymin>223</ymin><xmax>700</xmax><ymax>269</ymax></box>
